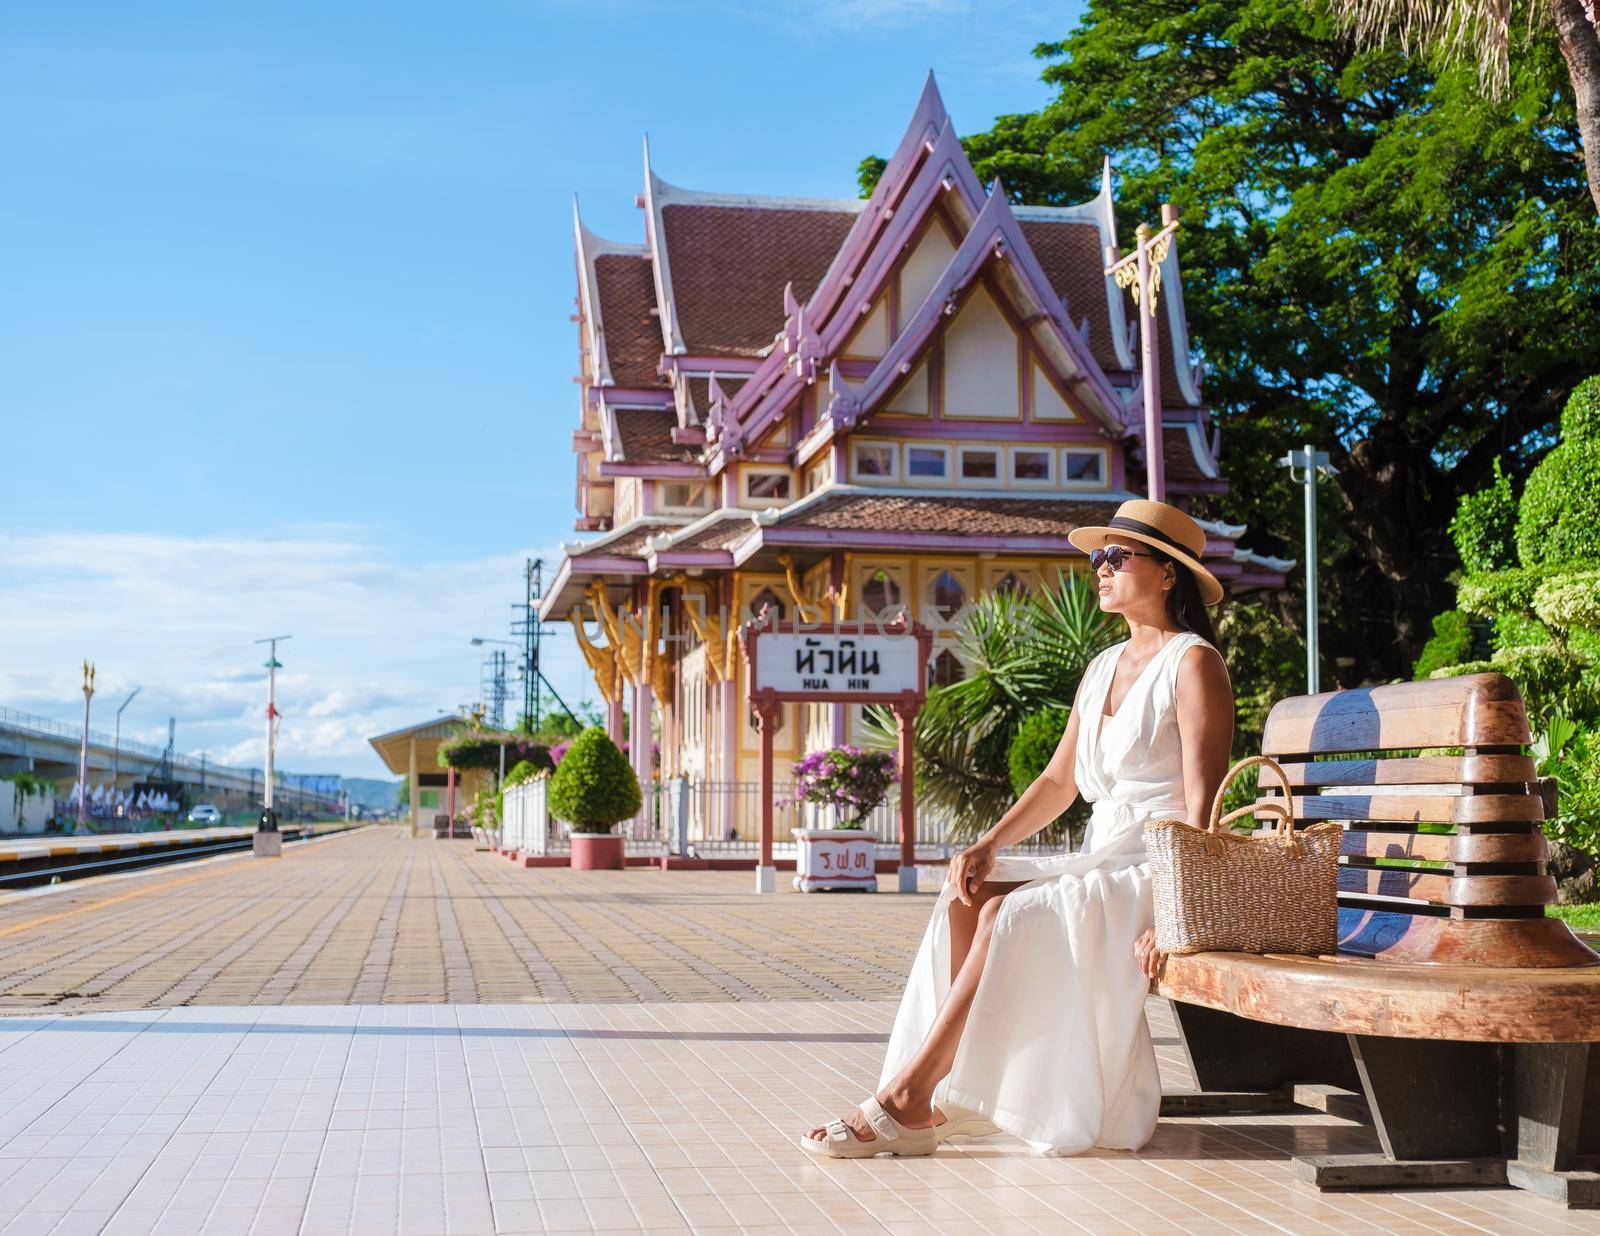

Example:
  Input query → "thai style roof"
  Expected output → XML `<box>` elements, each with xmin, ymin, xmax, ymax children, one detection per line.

<box><xmin>611</xmin><ymin>407</ymin><xmax>698</xmax><ymax>464</ymax></box>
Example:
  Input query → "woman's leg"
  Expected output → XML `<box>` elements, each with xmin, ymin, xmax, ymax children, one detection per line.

<box><xmin>945</xmin><ymin>879</ymin><xmax>1024</xmax><ymax>985</ymax></box>
<box><xmin>807</xmin><ymin>880</ymin><xmax>1024</xmax><ymax>1143</ymax></box>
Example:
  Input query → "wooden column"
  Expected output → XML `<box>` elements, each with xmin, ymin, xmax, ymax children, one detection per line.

<box><xmin>753</xmin><ymin>691</ymin><xmax>778</xmax><ymax>893</ymax></box>
<box><xmin>895</xmin><ymin>695</ymin><xmax>917</xmax><ymax>892</ymax></box>
<box><xmin>407</xmin><ymin>737</ymin><xmax>419</xmax><ymax>837</ymax></box>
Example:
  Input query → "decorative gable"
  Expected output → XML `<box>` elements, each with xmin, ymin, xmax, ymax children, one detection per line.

<box><xmin>941</xmin><ymin>284</ymin><xmax>1020</xmax><ymax>419</ymax></box>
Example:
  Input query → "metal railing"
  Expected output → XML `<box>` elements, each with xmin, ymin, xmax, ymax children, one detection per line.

<box><xmin>497</xmin><ymin>776</ymin><xmax>1072</xmax><ymax>863</ymax></box>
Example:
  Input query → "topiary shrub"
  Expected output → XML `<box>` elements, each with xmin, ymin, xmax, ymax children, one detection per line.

<box><xmin>503</xmin><ymin>759</ymin><xmax>546</xmax><ymax>789</ymax></box>
<box><xmin>1561</xmin><ymin>374</ymin><xmax>1600</xmax><ymax>445</ymax></box>
<box><xmin>1449</xmin><ymin>457</ymin><xmax>1518</xmax><ymax>573</ymax></box>
<box><xmin>1515</xmin><ymin>437</ymin><xmax>1600</xmax><ymax>568</ymax></box>
<box><xmin>1007</xmin><ymin>707</ymin><xmax>1070</xmax><ymax>796</ymax></box>
<box><xmin>546</xmin><ymin>726</ymin><xmax>640</xmax><ymax>834</ymax></box>
<box><xmin>1413</xmin><ymin>609</ymin><xmax>1478</xmax><ymax>679</ymax></box>
<box><xmin>1534</xmin><ymin>570</ymin><xmax>1600</xmax><ymax>637</ymax></box>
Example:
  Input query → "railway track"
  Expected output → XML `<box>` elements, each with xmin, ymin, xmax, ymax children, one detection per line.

<box><xmin>0</xmin><ymin>824</ymin><xmax>364</xmax><ymax>891</ymax></box>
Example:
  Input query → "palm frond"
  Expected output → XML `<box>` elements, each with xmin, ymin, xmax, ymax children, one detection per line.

<box><xmin>1323</xmin><ymin>0</ymin><xmax>1520</xmax><ymax>99</ymax></box>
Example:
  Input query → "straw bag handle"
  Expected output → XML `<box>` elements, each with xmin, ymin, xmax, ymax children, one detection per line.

<box><xmin>1206</xmin><ymin>754</ymin><xmax>1296</xmax><ymax>840</ymax></box>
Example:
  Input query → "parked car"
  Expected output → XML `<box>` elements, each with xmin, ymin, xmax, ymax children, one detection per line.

<box><xmin>186</xmin><ymin>804</ymin><xmax>223</xmax><ymax>826</ymax></box>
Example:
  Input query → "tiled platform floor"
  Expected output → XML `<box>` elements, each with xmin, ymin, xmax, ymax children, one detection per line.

<box><xmin>3</xmin><ymin>1000</ymin><xmax>1594</xmax><ymax>1236</ymax></box>
<box><xmin>0</xmin><ymin>829</ymin><xmax>933</xmax><ymax>1012</ymax></box>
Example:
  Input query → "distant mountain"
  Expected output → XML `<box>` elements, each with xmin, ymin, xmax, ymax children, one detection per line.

<box><xmin>343</xmin><ymin>777</ymin><xmax>402</xmax><ymax>811</ymax></box>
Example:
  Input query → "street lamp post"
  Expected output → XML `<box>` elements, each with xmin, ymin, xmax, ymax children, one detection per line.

<box><xmin>1104</xmin><ymin>203</ymin><xmax>1180</xmax><ymax>503</ymax></box>
<box><xmin>76</xmin><ymin>660</ymin><xmax>96</xmax><ymax>835</ymax></box>
<box><xmin>253</xmin><ymin>635</ymin><xmax>291</xmax><ymax>856</ymax></box>
<box><xmin>111</xmin><ymin>685</ymin><xmax>140</xmax><ymax>811</ymax></box>
<box><xmin>1279</xmin><ymin>445</ymin><xmax>1337</xmax><ymax>694</ymax></box>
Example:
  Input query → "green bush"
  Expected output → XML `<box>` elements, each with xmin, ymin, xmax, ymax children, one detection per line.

<box><xmin>1456</xmin><ymin>567</ymin><xmax>1549</xmax><ymax>621</ymax></box>
<box><xmin>503</xmin><ymin>759</ymin><xmax>546</xmax><ymax>789</ymax></box>
<box><xmin>1490</xmin><ymin>645</ymin><xmax>1598</xmax><ymax>727</ymax></box>
<box><xmin>1561</xmin><ymin>374</ymin><xmax>1600</xmax><ymax>444</ymax></box>
<box><xmin>1516</xmin><ymin>438</ymin><xmax>1600</xmax><ymax>568</ymax></box>
<box><xmin>1007</xmin><ymin>707</ymin><xmax>1071</xmax><ymax>796</ymax></box>
<box><xmin>1449</xmin><ymin>457</ymin><xmax>1518</xmax><ymax>573</ymax></box>
<box><xmin>1533</xmin><ymin>570</ymin><xmax>1600</xmax><ymax>636</ymax></box>
<box><xmin>1412</xmin><ymin>609</ymin><xmax>1477</xmax><ymax>679</ymax></box>
<box><xmin>546</xmin><ymin>726</ymin><xmax>640</xmax><ymax>834</ymax></box>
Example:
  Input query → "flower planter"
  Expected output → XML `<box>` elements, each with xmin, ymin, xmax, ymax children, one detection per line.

<box><xmin>570</xmin><ymin>831</ymin><xmax>624</xmax><ymax>871</ymax></box>
<box><xmin>792</xmin><ymin>828</ymin><xmax>878</xmax><ymax>892</ymax></box>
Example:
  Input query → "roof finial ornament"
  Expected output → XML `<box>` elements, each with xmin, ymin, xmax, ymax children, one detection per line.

<box><xmin>826</xmin><ymin>361</ymin><xmax>862</xmax><ymax>432</ymax></box>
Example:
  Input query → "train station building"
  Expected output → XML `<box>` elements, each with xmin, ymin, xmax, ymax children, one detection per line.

<box><xmin>538</xmin><ymin>77</ymin><xmax>1288</xmax><ymax>833</ymax></box>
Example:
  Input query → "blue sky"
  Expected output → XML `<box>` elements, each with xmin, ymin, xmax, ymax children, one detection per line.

<box><xmin>0</xmin><ymin>0</ymin><xmax>1086</xmax><ymax>777</ymax></box>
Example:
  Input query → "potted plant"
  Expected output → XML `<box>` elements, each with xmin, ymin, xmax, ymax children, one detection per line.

<box><xmin>790</xmin><ymin>746</ymin><xmax>898</xmax><ymax>892</ymax></box>
<box><xmin>547</xmin><ymin>726</ymin><xmax>641</xmax><ymax>870</ymax></box>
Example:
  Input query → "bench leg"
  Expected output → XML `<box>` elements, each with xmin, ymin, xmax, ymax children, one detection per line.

<box><xmin>1505</xmin><ymin>1042</ymin><xmax>1600</xmax><ymax>1208</ymax></box>
<box><xmin>1294</xmin><ymin>1036</ymin><xmax>1600</xmax><ymax>1208</ymax></box>
<box><xmin>1166</xmin><ymin>1000</ymin><xmax>1358</xmax><ymax>1097</ymax></box>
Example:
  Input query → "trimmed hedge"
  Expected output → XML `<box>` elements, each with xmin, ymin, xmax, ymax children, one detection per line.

<box><xmin>546</xmin><ymin>726</ymin><xmax>640</xmax><ymax>834</ymax></box>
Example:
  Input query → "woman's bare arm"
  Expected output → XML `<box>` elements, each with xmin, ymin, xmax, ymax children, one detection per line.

<box><xmin>1174</xmin><ymin>643</ymin><xmax>1235</xmax><ymax>829</ymax></box>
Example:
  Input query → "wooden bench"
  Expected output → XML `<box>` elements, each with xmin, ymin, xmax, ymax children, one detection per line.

<box><xmin>1155</xmin><ymin>673</ymin><xmax>1600</xmax><ymax>1208</ymax></box>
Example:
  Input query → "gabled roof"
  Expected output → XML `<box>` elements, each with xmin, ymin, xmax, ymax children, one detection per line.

<box><xmin>572</xmin><ymin>200</ymin><xmax>657</xmax><ymax>389</ymax></box>
<box><xmin>791</xmin><ymin>183</ymin><xmax>1128</xmax><ymax>467</ymax></box>
<box><xmin>611</xmin><ymin>407</ymin><xmax>700</xmax><ymax>464</ymax></box>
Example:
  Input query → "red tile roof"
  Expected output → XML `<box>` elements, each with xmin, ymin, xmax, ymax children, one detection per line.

<box><xmin>683</xmin><ymin>374</ymin><xmax>748</xmax><ymax>416</ymax></box>
<box><xmin>613</xmin><ymin>408</ymin><xmax>701</xmax><ymax>464</ymax></box>
<box><xmin>593</xmin><ymin>253</ymin><xmax>666</xmax><ymax>388</ymax></box>
<box><xmin>662</xmin><ymin>204</ymin><xmax>857</xmax><ymax>357</ymax></box>
<box><xmin>1163</xmin><ymin>426</ymin><xmax>1217</xmax><ymax>485</ymax></box>
<box><xmin>659</xmin><ymin>515</ymin><xmax>757</xmax><ymax>553</ymax></box>
<box><xmin>772</xmin><ymin>491</ymin><xmax>1119</xmax><ymax>540</ymax></box>
<box><xmin>1019</xmin><ymin>219</ymin><xmax>1188</xmax><ymax>397</ymax></box>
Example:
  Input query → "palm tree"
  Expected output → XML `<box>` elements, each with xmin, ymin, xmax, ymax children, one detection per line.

<box><xmin>1321</xmin><ymin>0</ymin><xmax>1600</xmax><ymax>212</ymax></box>
<box><xmin>864</xmin><ymin>570</ymin><xmax>1120</xmax><ymax>844</ymax></box>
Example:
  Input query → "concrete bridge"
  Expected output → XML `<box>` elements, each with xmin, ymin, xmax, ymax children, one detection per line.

<box><xmin>0</xmin><ymin>705</ymin><xmax>339</xmax><ymax>813</ymax></box>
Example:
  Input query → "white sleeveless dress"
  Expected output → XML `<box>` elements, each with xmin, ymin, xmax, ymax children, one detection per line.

<box><xmin>876</xmin><ymin>631</ymin><xmax>1207</xmax><ymax>1154</ymax></box>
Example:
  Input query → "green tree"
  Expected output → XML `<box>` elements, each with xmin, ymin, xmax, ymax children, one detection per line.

<box><xmin>546</xmin><ymin>726</ymin><xmax>641</xmax><ymax>834</ymax></box>
<box><xmin>865</xmin><ymin>1</ymin><xmax>1600</xmax><ymax>679</ymax></box>
<box><xmin>1320</xmin><ymin>0</ymin><xmax>1600</xmax><ymax>213</ymax></box>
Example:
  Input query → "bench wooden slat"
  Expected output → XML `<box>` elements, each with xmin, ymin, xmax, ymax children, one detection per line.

<box><xmin>1337</xmin><ymin>867</ymin><xmax>1556</xmax><ymax>907</ymax></box>
<box><xmin>1262</xmin><ymin>674</ymin><xmax>1531</xmax><ymax>754</ymax></box>
<box><xmin>1331</xmin><ymin>829</ymin><xmax>1549</xmax><ymax>864</ymax></box>
<box><xmin>1274</xmin><ymin>754</ymin><xmax>1536</xmax><ymax>787</ymax></box>
<box><xmin>1255</xmin><ymin>793</ymin><xmax>1543</xmax><ymax>823</ymax></box>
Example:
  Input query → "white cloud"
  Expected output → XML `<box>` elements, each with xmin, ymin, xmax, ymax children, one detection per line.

<box><xmin>0</xmin><ymin>529</ymin><xmax>594</xmax><ymax>778</ymax></box>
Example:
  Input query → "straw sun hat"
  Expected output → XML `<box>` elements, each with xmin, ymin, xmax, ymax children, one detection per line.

<box><xmin>1067</xmin><ymin>499</ymin><xmax>1224</xmax><ymax>607</ymax></box>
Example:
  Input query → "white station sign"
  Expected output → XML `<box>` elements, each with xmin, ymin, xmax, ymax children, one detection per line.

<box><xmin>752</xmin><ymin>631</ymin><xmax>922</xmax><ymax>696</ymax></box>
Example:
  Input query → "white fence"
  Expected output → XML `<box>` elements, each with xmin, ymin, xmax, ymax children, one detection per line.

<box><xmin>500</xmin><ymin>777</ymin><xmax>556</xmax><ymax>855</ymax></box>
<box><xmin>495</xmin><ymin>775</ymin><xmax>1066</xmax><ymax>862</ymax></box>
<box><xmin>1</xmin><ymin>783</ymin><xmax>52</xmax><ymax>834</ymax></box>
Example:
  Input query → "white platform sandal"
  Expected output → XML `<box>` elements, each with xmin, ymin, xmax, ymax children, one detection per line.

<box><xmin>799</xmin><ymin>1096</ymin><xmax>943</xmax><ymax>1159</ymax></box>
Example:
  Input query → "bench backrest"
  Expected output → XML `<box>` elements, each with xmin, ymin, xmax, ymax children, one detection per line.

<box><xmin>1258</xmin><ymin>672</ymin><xmax>1596</xmax><ymax>967</ymax></box>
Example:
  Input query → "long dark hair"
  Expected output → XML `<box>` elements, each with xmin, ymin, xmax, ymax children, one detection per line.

<box><xmin>1148</xmin><ymin>549</ymin><xmax>1220</xmax><ymax>648</ymax></box>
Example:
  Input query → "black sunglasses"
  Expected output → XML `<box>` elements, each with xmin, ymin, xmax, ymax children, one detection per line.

<box><xmin>1088</xmin><ymin>545</ymin><xmax>1155</xmax><ymax>572</ymax></box>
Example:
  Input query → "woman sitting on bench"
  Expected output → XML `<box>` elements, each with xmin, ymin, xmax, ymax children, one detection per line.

<box><xmin>803</xmin><ymin>499</ymin><xmax>1235</xmax><ymax>1158</ymax></box>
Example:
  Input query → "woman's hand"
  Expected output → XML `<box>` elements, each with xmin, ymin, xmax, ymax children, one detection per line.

<box><xmin>946</xmin><ymin>841</ymin><xmax>997</xmax><ymax>907</ymax></box>
<box><xmin>1133</xmin><ymin>928</ymin><xmax>1166</xmax><ymax>981</ymax></box>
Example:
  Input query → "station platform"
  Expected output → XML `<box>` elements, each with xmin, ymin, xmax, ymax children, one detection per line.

<box><xmin>0</xmin><ymin>828</ymin><xmax>1582</xmax><ymax>1234</ymax></box>
<box><xmin>0</xmin><ymin>825</ymin><xmax>326</xmax><ymax>866</ymax></box>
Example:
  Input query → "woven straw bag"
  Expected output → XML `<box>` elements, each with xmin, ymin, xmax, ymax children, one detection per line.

<box><xmin>1143</xmin><ymin>755</ymin><xmax>1342</xmax><ymax>956</ymax></box>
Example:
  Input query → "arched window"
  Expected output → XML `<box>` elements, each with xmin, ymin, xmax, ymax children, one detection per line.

<box><xmin>930</xmin><ymin>570</ymin><xmax>967</xmax><ymax>623</ymax></box>
<box><xmin>747</xmin><ymin>588</ymin><xmax>785</xmax><ymax>623</ymax></box>
<box><xmin>929</xmin><ymin>648</ymin><xmax>965</xmax><ymax>688</ymax></box>
<box><xmin>861</xmin><ymin>569</ymin><xmax>902</xmax><ymax>619</ymax></box>
<box><xmin>995</xmin><ymin>571</ymin><xmax>1025</xmax><ymax>596</ymax></box>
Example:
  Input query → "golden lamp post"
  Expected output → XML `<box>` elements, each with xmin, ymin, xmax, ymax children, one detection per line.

<box><xmin>75</xmin><ymin>660</ymin><xmax>95</xmax><ymax>835</ymax></box>
<box><xmin>1104</xmin><ymin>203</ymin><xmax>1179</xmax><ymax>503</ymax></box>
